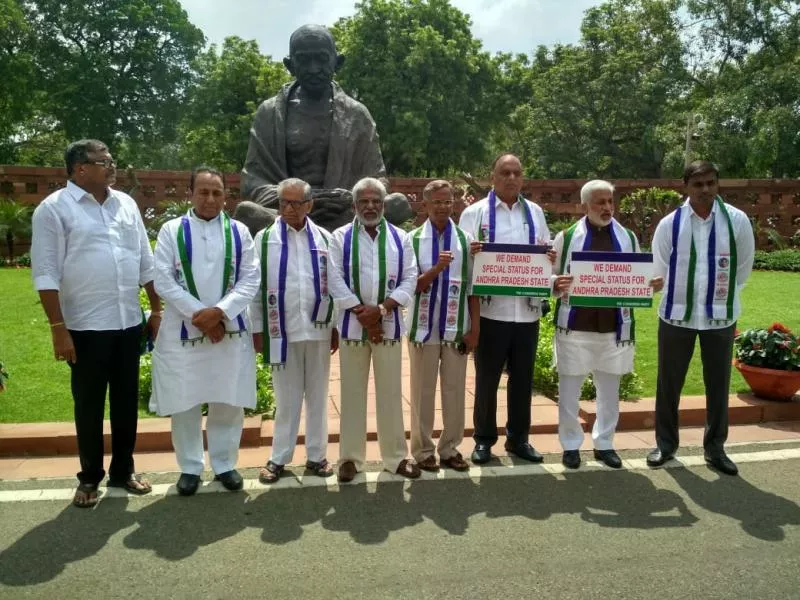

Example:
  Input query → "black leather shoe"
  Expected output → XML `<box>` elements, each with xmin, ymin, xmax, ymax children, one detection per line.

<box><xmin>594</xmin><ymin>449</ymin><xmax>622</xmax><ymax>469</ymax></box>
<box><xmin>214</xmin><ymin>469</ymin><xmax>244</xmax><ymax>491</ymax></box>
<box><xmin>504</xmin><ymin>442</ymin><xmax>544</xmax><ymax>463</ymax></box>
<box><xmin>562</xmin><ymin>450</ymin><xmax>581</xmax><ymax>469</ymax></box>
<box><xmin>176</xmin><ymin>473</ymin><xmax>200</xmax><ymax>496</ymax></box>
<box><xmin>705</xmin><ymin>452</ymin><xmax>738</xmax><ymax>476</ymax></box>
<box><xmin>646</xmin><ymin>448</ymin><xmax>674</xmax><ymax>467</ymax></box>
<box><xmin>470</xmin><ymin>444</ymin><xmax>492</xmax><ymax>464</ymax></box>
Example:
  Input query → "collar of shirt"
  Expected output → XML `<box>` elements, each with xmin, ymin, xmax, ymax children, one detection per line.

<box><xmin>684</xmin><ymin>197</ymin><xmax>717</xmax><ymax>223</ymax></box>
<box><xmin>188</xmin><ymin>209</ymin><xmax>222</xmax><ymax>224</ymax></box>
<box><xmin>65</xmin><ymin>180</ymin><xmax>114</xmax><ymax>205</ymax></box>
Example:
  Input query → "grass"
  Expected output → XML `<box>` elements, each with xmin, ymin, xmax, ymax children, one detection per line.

<box><xmin>1</xmin><ymin>268</ymin><xmax>799</xmax><ymax>422</ymax></box>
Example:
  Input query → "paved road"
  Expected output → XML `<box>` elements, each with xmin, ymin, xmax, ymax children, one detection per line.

<box><xmin>1</xmin><ymin>444</ymin><xmax>799</xmax><ymax>599</ymax></box>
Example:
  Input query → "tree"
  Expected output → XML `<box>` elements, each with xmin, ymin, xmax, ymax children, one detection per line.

<box><xmin>684</xmin><ymin>1</ymin><xmax>800</xmax><ymax>177</ymax></box>
<box><xmin>0</xmin><ymin>199</ymin><xmax>33</xmax><ymax>261</ymax></box>
<box><xmin>518</xmin><ymin>0</ymin><xmax>688</xmax><ymax>178</ymax></box>
<box><xmin>22</xmin><ymin>0</ymin><xmax>205</xmax><ymax>163</ymax></box>
<box><xmin>331</xmin><ymin>0</ymin><xmax>503</xmax><ymax>176</ymax></box>
<box><xmin>0</xmin><ymin>0</ymin><xmax>37</xmax><ymax>163</ymax></box>
<box><xmin>176</xmin><ymin>37</ymin><xmax>290</xmax><ymax>172</ymax></box>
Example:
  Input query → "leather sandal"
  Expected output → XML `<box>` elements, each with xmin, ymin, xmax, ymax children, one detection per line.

<box><xmin>417</xmin><ymin>455</ymin><xmax>440</xmax><ymax>472</ymax></box>
<box><xmin>73</xmin><ymin>483</ymin><xmax>99</xmax><ymax>508</ymax></box>
<box><xmin>440</xmin><ymin>453</ymin><xmax>470</xmax><ymax>471</ymax></box>
<box><xmin>395</xmin><ymin>459</ymin><xmax>421</xmax><ymax>479</ymax></box>
<box><xmin>305</xmin><ymin>459</ymin><xmax>334</xmax><ymax>478</ymax></box>
<box><xmin>259</xmin><ymin>460</ymin><xmax>284</xmax><ymax>484</ymax></box>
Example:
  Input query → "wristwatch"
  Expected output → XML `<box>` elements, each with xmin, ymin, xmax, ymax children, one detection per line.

<box><xmin>378</xmin><ymin>303</ymin><xmax>388</xmax><ymax>317</ymax></box>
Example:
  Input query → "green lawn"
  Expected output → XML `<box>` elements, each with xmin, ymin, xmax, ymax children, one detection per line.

<box><xmin>1</xmin><ymin>268</ymin><xmax>799</xmax><ymax>422</ymax></box>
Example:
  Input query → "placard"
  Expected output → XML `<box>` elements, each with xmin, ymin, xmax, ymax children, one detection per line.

<box><xmin>567</xmin><ymin>251</ymin><xmax>654</xmax><ymax>308</ymax></box>
<box><xmin>472</xmin><ymin>243</ymin><xmax>552</xmax><ymax>297</ymax></box>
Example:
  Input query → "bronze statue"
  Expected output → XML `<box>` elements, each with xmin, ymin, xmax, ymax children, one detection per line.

<box><xmin>236</xmin><ymin>24</ymin><xmax>411</xmax><ymax>234</ymax></box>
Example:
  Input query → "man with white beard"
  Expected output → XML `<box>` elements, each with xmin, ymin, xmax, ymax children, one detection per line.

<box><xmin>327</xmin><ymin>177</ymin><xmax>420</xmax><ymax>482</ymax></box>
<box><xmin>552</xmin><ymin>180</ymin><xmax>662</xmax><ymax>470</ymax></box>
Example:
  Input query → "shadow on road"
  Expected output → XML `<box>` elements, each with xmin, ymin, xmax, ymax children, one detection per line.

<box><xmin>0</xmin><ymin>498</ymin><xmax>133</xmax><ymax>587</ymax></box>
<box><xmin>666</xmin><ymin>466</ymin><xmax>800</xmax><ymax>541</ymax></box>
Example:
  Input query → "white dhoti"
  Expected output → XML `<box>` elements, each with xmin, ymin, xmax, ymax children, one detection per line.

<box><xmin>171</xmin><ymin>402</ymin><xmax>245</xmax><ymax>475</ymax></box>
<box><xmin>408</xmin><ymin>342</ymin><xmax>466</xmax><ymax>462</ymax></box>
<box><xmin>555</xmin><ymin>331</ymin><xmax>633</xmax><ymax>451</ymax></box>
<box><xmin>339</xmin><ymin>341</ymin><xmax>408</xmax><ymax>472</ymax></box>
<box><xmin>270</xmin><ymin>340</ymin><xmax>331</xmax><ymax>465</ymax></box>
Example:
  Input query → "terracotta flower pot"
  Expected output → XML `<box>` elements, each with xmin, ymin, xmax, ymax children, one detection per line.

<box><xmin>734</xmin><ymin>360</ymin><xmax>800</xmax><ymax>401</ymax></box>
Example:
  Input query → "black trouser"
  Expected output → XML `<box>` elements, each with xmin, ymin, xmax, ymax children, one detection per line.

<box><xmin>473</xmin><ymin>317</ymin><xmax>539</xmax><ymax>447</ymax></box>
<box><xmin>68</xmin><ymin>326</ymin><xmax>142</xmax><ymax>485</ymax></box>
<box><xmin>655</xmin><ymin>320</ymin><xmax>735</xmax><ymax>456</ymax></box>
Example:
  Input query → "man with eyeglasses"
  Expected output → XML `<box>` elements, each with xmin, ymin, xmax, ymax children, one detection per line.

<box><xmin>251</xmin><ymin>178</ymin><xmax>339</xmax><ymax>483</ymax></box>
<box><xmin>328</xmin><ymin>177</ymin><xmax>420</xmax><ymax>482</ymax></box>
<box><xmin>405</xmin><ymin>180</ymin><xmax>479</xmax><ymax>472</ymax></box>
<box><xmin>31</xmin><ymin>139</ymin><xmax>162</xmax><ymax>508</ymax></box>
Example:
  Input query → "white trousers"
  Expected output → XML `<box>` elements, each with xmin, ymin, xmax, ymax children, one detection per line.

<box><xmin>339</xmin><ymin>341</ymin><xmax>408</xmax><ymax>472</ymax></box>
<box><xmin>408</xmin><ymin>342</ymin><xmax>467</xmax><ymax>462</ymax></box>
<box><xmin>558</xmin><ymin>371</ymin><xmax>620</xmax><ymax>451</ymax></box>
<box><xmin>270</xmin><ymin>340</ymin><xmax>331</xmax><ymax>465</ymax></box>
<box><xmin>171</xmin><ymin>403</ymin><xmax>244</xmax><ymax>475</ymax></box>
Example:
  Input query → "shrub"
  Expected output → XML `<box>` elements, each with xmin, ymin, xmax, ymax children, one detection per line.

<box><xmin>753</xmin><ymin>249</ymin><xmax>800</xmax><ymax>272</ymax></box>
<box><xmin>534</xmin><ymin>317</ymin><xmax>643</xmax><ymax>401</ymax></box>
<box><xmin>619</xmin><ymin>187</ymin><xmax>682</xmax><ymax>248</ymax></box>
<box><xmin>14</xmin><ymin>252</ymin><xmax>31</xmax><ymax>267</ymax></box>
<box><xmin>734</xmin><ymin>323</ymin><xmax>799</xmax><ymax>371</ymax></box>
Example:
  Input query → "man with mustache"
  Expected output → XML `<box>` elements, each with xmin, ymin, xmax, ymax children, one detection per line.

<box><xmin>552</xmin><ymin>180</ymin><xmax>662</xmax><ymax>470</ymax></box>
<box><xmin>646</xmin><ymin>160</ymin><xmax>754</xmax><ymax>476</ymax></box>
<box><xmin>457</xmin><ymin>153</ymin><xmax>551</xmax><ymax>465</ymax></box>
<box><xmin>328</xmin><ymin>177</ymin><xmax>420</xmax><ymax>482</ymax></box>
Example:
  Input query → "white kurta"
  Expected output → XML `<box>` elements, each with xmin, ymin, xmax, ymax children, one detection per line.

<box><xmin>150</xmin><ymin>212</ymin><xmax>261</xmax><ymax>416</ymax></box>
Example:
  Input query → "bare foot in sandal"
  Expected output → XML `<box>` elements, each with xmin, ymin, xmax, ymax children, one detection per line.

<box><xmin>259</xmin><ymin>460</ymin><xmax>284</xmax><ymax>484</ymax></box>
<box><xmin>73</xmin><ymin>483</ymin><xmax>99</xmax><ymax>508</ymax></box>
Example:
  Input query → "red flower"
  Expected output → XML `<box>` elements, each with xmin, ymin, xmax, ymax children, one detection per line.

<box><xmin>768</xmin><ymin>322</ymin><xmax>791</xmax><ymax>334</ymax></box>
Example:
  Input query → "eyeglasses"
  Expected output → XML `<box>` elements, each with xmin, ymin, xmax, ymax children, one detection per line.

<box><xmin>279</xmin><ymin>198</ymin><xmax>311</xmax><ymax>209</ymax></box>
<box><xmin>85</xmin><ymin>159</ymin><xmax>116</xmax><ymax>168</ymax></box>
<box><xmin>429</xmin><ymin>199</ymin><xmax>454</xmax><ymax>206</ymax></box>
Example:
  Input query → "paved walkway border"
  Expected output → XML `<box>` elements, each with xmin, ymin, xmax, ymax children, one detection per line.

<box><xmin>2</xmin><ymin>446</ymin><xmax>799</xmax><ymax>504</ymax></box>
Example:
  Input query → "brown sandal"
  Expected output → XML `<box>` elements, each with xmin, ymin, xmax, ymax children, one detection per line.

<box><xmin>440</xmin><ymin>453</ymin><xmax>470</xmax><ymax>472</ymax></box>
<box><xmin>107</xmin><ymin>473</ymin><xmax>152</xmax><ymax>495</ymax></box>
<box><xmin>259</xmin><ymin>460</ymin><xmax>284</xmax><ymax>484</ymax></box>
<box><xmin>73</xmin><ymin>483</ymin><xmax>99</xmax><ymax>508</ymax></box>
<box><xmin>305</xmin><ymin>459</ymin><xmax>334</xmax><ymax>478</ymax></box>
<box><xmin>395</xmin><ymin>459</ymin><xmax>421</xmax><ymax>479</ymax></box>
<box><xmin>417</xmin><ymin>455</ymin><xmax>440</xmax><ymax>472</ymax></box>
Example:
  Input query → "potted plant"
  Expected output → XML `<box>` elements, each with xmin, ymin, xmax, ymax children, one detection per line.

<box><xmin>734</xmin><ymin>323</ymin><xmax>800</xmax><ymax>401</ymax></box>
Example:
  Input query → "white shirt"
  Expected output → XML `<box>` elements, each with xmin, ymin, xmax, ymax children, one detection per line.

<box><xmin>251</xmin><ymin>220</ymin><xmax>333</xmax><ymax>343</ymax></box>
<box><xmin>153</xmin><ymin>212</ymin><xmax>260</xmax><ymax>325</ymax></box>
<box><xmin>457</xmin><ymin>195</ymin><xmax>551</xmax><ymax>323</ymax></box>
<box><xmin>328</xmin><ymin>221</ymin><xmax>417</xmax><ymax>335</ymax></box>
<box><xmin>652</xmin><ymin>198</ymin><xmax>754</xmax><ymax>330</ymax></box>
<box><xmin>31</xmin><ymin>180</ymin><xmax>155</xmax><ymax>331</ymax></box>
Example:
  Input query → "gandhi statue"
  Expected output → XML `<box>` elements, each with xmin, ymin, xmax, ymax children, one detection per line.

<box><xmin>235</xmin><ymin>24</ymin><xmax>412</xmax><ymax>234</ymax></box>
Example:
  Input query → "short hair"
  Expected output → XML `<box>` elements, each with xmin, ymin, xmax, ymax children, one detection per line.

<box><xmin>683</xmin><ymin>160</ymin><xmax>719</xmax><ymax>184</ymax></box>
<box><xmin>491</xmin><ymin>152</ymin><xmax>521</xmax><ymax>172</ymax></box>
<box><xmin>422</xmin><ymin>180</ymin><xmax>453</xmax><ymax>202</ymax></box>
<box><xmin>352</xmin><ymin>177</ymin><xmax>387</xmax><ymax>203</ymax></box>
<box><xmin>580</xmin><ymin>180</ymin><xmax>615</xmax><ymax>205</ymax></box>
<box><xmin>64</xmin><ymin>139</ymin><xmax>108</xmax><ymax>176</ymax></box>
<box><xmin>277</xmin><ymin>178</ymin><xmax>312</xmax><ymax>202</ymax></box>
<box><xmin>289</xmin><ymin>24</ymin><xmax>337</xmax><ymax>55</ymax></box>
<box><xmin>190</xmin><ymin>166</ymin><xmax>225</xmax><ymax>192</ymax></box>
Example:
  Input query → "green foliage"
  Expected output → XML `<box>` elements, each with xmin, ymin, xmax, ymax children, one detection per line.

<box><xmin>13</xmin><ymin>251</ymin><xmax>30</xmax><ymax>267</ymax></box>
<box><xmin>0</xmin><ymin>359</ymin><xmax>8</xmax><ymax>392</ymax></box>
<box><xmin>753</xmin><ymin>249</ymin><xmax>800</xmax><ymax>272</ymax></box>
<box><xmin>535</xmin><ymin>315</ymin><xmax>643</xmax><ymax>401</ymax></box>
<box><xmin>734</xmin><ymin>323</ymin><xmax>800</xmax><ymax>371</ymax></box>
<box><xmin>0</xmin><ymin>199</ymin><xmax>33</xmax><ymax>260</ymax></box>
<box><xmin>331</xmin><ymin>0</ymin><xmax>503</xmax><ymax>175</ymax></box>
<box><xmin>176</xmin><ymin>36</ymin><xmax>291</xmax><ymax>171</ymax></box>
<box><xmin>619</xmin><ymin>187</ymin><xmax>682</xmax><ymax>248</ymax></box>
<box><xmin>20</xmin><ymin>0</ymin><xmax>205</xmax><ymax>164</ymax></box>
<box><xmin>145</xmin><ymin>199</ymin><xmax>193</xmax><ymax>239</ymax></box>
